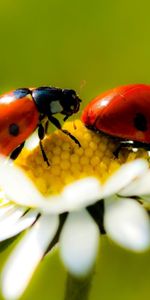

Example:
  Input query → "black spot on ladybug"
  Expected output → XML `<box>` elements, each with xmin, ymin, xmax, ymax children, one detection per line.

<box><xmin>13</xmin><ymin>88</ymin><xmax>31</xmax><ymax>99</ymax></box>
<box><xmin>134</xmin><ymin>113</ymin><xmax>148</xmax><ymax>131</ymax></box>
<box><xmin>9</xmin><ymin>123</ymin><xmax>20</xmax><ymax>136</ymax></box>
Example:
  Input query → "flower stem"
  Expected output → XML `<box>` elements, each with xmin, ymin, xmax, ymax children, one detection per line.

<box><xmin>64</xmin><ymin>272</ymin><xmax>93</xmax><ymax>300</ymax></box>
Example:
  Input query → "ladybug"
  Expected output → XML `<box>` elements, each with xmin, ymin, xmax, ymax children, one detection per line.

<box><xmin>81</xmin><ymin>84</ymin><xmax>150</xmax><ymax>154</ymax></box>
<box><xmin>0</xmin><ymin>87</ymin><xmax>81</xmax><ymax>165</ymax></box>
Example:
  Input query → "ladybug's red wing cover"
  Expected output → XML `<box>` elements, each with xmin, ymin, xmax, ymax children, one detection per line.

<box><xmin>82</xmin><ymin>84</ymin><xmax>150</xmax><ymax>143</ymax></box>
<box><xmin>0</xmin><ymin>92</ymin><xmax>39</xmax><ymax>155</ymax></box>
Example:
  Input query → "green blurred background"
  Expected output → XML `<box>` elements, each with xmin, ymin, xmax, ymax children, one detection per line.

<box><xmin>0</xmin><ymin>0</ymin><xmax>150</xmax><ymax>299</ymax></box>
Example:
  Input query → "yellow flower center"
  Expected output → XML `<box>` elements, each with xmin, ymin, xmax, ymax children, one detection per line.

<box><xmin>16</xmin><ymin>120</ymin><xmax>149</xmax><ymax>195</ymax></box>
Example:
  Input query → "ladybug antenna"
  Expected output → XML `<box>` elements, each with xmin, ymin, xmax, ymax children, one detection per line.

<box><xmin>79</xmin><ymin>79</ymin><xmax>87</xmax><ymax>93</ymax></box>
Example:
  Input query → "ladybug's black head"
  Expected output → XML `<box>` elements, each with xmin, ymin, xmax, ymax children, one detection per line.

<box><xmin>32</xmin><ymin>87</ymin><xmax>81</xmax><ymax>118</ymax></box>
<box><xmin>60</xmin><ymin>89</ymin><xmax>81</xmax><ymax>117</ymax></box>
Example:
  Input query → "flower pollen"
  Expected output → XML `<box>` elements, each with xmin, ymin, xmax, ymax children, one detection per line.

<box><xmin>16</xmin><ymin>120</ymin><xmax>149</xmax><ymax>196</ymax></box>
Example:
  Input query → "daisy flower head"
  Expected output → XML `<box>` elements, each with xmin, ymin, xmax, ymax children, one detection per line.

<box><xmin>0</xmin><ymin>120</ymin><xmax>150</xmax><ymax>299</ymax></box>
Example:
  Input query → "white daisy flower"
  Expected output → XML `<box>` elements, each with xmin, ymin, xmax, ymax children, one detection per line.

<box><xmin>0</xmin><ymin>120</ymin><xmax>149</xmax><ymax>300</ymax></box>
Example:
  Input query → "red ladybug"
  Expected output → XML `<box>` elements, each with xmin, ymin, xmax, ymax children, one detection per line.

<box><xmin>81</xmin><ymin>84</ymin><xmax>150</xmax><ymax>153</ymax></box>
<box><xmin>0</xmin><ymin>87</ymin><xmax>81</xmax><ymax>165</ymax></box>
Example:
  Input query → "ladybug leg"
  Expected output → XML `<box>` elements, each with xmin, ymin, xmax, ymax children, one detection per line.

<box><xmin>113</xmin><ymin>140</ymin><xmax>135</xmax><ymax>157</ymax></box>
<box><xmin>129</xmin><ymin>141</ymin><xmax>150</xmax><ymax>151</ymax></box>
<box><xmin>39</xmin><ymin>141</ymin><xmax>50</xmax><ymax>166</ymax></box>
<box><xmin>119</xmin><ymin>140</ymin><xmax>150</xmax><ymax>150</ymax></box>
<box><xmin>48</xmin><ymin>115</ymin><xmax>81</xmax><ymax>147</ymax></box>
<box><xmin>38</xmin><ymin>123</ymin><xmax>45</xmax><ymax>140</ymax></box>
<box><xmin>62</xmin><ymin>129</ymin><xmax>81</xmax><ymax>147</ymax></box>
<box><xmin>38</xmin><ymin>124</ymin><xmax>50</xmax><ymax>166</ymax></box>
<box><xmin>114</xmin><ymin>140</ymin><xmax>150</xmax><ymax>157</ymax></box>
<box><xmin>10</xmin><ymin>142</ymin><xmax>25</xmax><ymax>160</ymax></box>
<box><xmin>113</xmin><ymin>141</ymin><xmax>137</xmax><ymax>157</ymax></box>
<box><xmin>113</xmin><ymin>145</ymin><xmax>122</xmax><ymax>158</ymax></box>
<box><xmin>44</xmin><ymin>120</ymin><xmax>49</xmax><ymax>134</ymax></box>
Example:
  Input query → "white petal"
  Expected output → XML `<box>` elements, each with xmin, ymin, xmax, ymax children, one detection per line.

<box><xmin>41</xmin><ymin>177</ymin><xmax>102</xmax><ymax>214</ymax></box>
<box><xmin>0</xmin><ymin>158</ymin><xmax>64</xmax><ymax>212</ymax></box>
<box><xmin>2</xmin><ymin>214</ymin><xmax>59</xmax><ymax>300</ymax></box>
<box><xmin>0</xmin><ymin>190</ymin><xmax>10</xmax><ymax>206</ymax></box>
<box><xmin>0</xmin><ymin>207</ymin><xmax>26</xmax><ymax>227</ymax></box>
<box><xmin>59</xmin><ymin>209</ymin><xmax>99</xmax><ymax>276</ymax></box>
<box><xmin>104</xmin><ymin>198</ymin><xmax>150</xmax><ymax>251</ymax></box>
<box><xmin>0</xmin><ymin>204</ymin><xmax>15</xmax><ymax>219</ymax></box>
<box><xmin>120</xmin><ymin>170</ymin><xmax>150</xmax><ymax>197</ymax></box>
<box><xmin>25</xmin><ymin>132</ymin><xmax>39</xmax><ymax>150</ymax></box>
<box><xmin>0</xmin><ymin>210</ymin><xmax>38</xmax><ymax>242</ymax></box>
<box><xmin>60</xmin><ymin>177</ymin><xmax>102</xmax><ymax>211</ymax></box>
<box><xmin>102</xmin><ymin>159</ymin><xmax>148</xmax><ymax>198</ymax></box>
<box><xmin>0</xmin><ymin>158</ymin><xmax>56</xmax><ymax>208</ymax></box>
<box><xmin>0</xmin><ymin>158</ymin><xmax>102</xmax><ymax>213</ymax></box>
